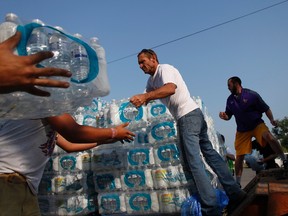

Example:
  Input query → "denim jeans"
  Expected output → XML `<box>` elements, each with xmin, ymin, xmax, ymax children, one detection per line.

<box><xmin>177</xmin><ymin>108</ymin><xmax>241</xmax><ymax>216</ymax></box>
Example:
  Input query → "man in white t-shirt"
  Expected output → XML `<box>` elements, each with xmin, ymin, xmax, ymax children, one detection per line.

<box><xmin>130</xmin><ymin>49</ymin><xmax>246</xmax><ymax>215</ymax></box>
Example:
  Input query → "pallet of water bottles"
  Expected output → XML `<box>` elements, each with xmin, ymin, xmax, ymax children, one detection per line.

<box><xmin>38</xmin><ymin>188</ymin><xmax>188</xmax><ymax>216</ymax></box>
<box><xmin>38</xmin><ymin>143</ymin><xmax>194</xmax><ymax>215</ymax></box>
<box><xmin>39</xmin><ymin>142</ymin><xmax>193</xmax><ymax>192</ymax></box>
<box><xmin>38</xmin><ymin>97</ymin><xmax>224</xmax><ymax>215</ymax></box>
<box><xmin>0</xmin><ymin>13</ymin><xmax>109</xmax><ymax>119</ymax></box>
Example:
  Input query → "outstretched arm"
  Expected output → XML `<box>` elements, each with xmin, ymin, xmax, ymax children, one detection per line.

<box><xmin>46</xmin><ymin>114</ymin><xmax>135</xmax><ymax>144</ymax></box>
<box><xmin>0</xmin><ymin>31</ymin><xmax>72</xmax><ymax>96</ymax></box>
<box><xmin>130</xmin><ymin>83</ymin><xmax>176</xmax><ymax>107</ymax></box>
<box><xmin>57</xmin><ymin>134</ymin><xmax>97</xmax><ymax>153</ymax></box>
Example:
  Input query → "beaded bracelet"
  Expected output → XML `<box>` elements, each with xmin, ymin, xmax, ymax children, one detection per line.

<box><xmin>111</xmin><ymin>128</ymin><xmax>117</xmax><ymax>139</ymax></box>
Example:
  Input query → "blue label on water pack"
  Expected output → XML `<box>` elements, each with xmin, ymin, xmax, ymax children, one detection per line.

<box><xmin>151</xmin><ymin>121</ymin><xmax>176</xmax><ymax>141</ymax></box>
<box><xmin>59</xmin><ymin>155</ymin><xmax>77</xmax><ymax>171</ymax></box>
<box><xmin>150</xmin><ymin>104</ymin><xmax>166</xmax><ymax>117</ymax></box>
<box><xmin>129</xmin><ymin>193</ymin><xmax>152</xmax><ymax>211</ymax></box>
<box><xmin>157</xmin><ymin>144</ymin><xmax>180</xmax><ymax>162</ymax></box>
<box><xmin>124</xmin><ymin>170</ymin><xmax>145</xmax><ymax>188</ymax></box>
<box><xmin>119</xmin><ymin>101</ymin><xmax>143</xmax><ymax>122</ymax></box>
<box><xmin>100</xmin><ymin>194</ymin><xmax>121</xmax><ymax>212</ymax></box>
<box><xmin>95</xmin><ymin>174</ymin><xmax>116</xmax><ymax>190</ymax></box>
<box><xmin>127</xmin><ymin>149</ymin><xmax>149</xmax><ymax>166</ymax></box>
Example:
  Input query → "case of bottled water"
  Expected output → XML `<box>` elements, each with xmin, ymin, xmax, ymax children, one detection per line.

<box><xmin>0</xmin><ymin>14</ymin><xmax>110</xmax><ymax>119</ymax></box>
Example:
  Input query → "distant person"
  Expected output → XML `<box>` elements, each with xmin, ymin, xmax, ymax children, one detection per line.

<box><xmin>0</xmin><ymin>114</ymin><xmax>135</xmax><ymax>215</ymax></box>
<box><xmin>130</xmin><ymin>49</ymin><xmax>246</xmax><ymax>216</ymax></box>
<box><xmin>218</xmin><ymin>133</ymin><xmax>235</xmax><ymax>176</ymax></box>
<box><xmin>226</xmin><ymin>147</ymin><xmax>236</xmax><ymax>176</ymax></box>
<box><xmin>219</xmin><ymin>76</ymin><xmax>287</xmax><ymax>187</ymax></box>
<box><xmin>0</xmin><ymin>31</ymin><xmax>71</xmax><ymax>96</ymax></box>
<box><xmin>245</xmin><ymin>139</ymin><xmax>278</xmax><ymax>174</ymax></box>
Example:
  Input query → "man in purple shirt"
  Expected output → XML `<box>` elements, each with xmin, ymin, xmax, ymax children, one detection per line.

<box><xmin>219</xmin><ymin>76</ymin><xmax>287</xmax><ymax>186</ymax></box>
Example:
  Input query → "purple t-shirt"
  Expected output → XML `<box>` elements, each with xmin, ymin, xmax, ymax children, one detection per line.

<box><xmin>225</xmin><ymin>88</ymin><xmax>269</xmax><ymax>132</ymax></box>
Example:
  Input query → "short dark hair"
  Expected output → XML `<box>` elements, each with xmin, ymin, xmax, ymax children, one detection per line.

<box><xmin>138</xmin><ymin>49</ymin><xmax>159</xmax><ymax>63</ymax></box>
<box><xmin>228</xmin><ymin>76</ymin><xmax>242</xmax><ymax>86</ymax></box>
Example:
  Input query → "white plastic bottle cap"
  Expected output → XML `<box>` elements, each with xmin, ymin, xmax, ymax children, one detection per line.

<box><xmin>5</xmin><ymin>13</ymin><xmax>18</xmax><ymax>21</ymax></box>
<box><xmin>90</xmin><ymin>37</ymin><xmax>99</xmax><ymax>44</ymax></box>
<box><xmin>54</xmin><ymin>26</ymin><xmax>64</xmax><ymax>31</ymax></box>
<box><xmin>32</xmin><ymin>19</ymin><xmax>45</xmax><ymax>25</ymax></box>
<box><xmin>73</xmin><ymin>33</ymin><xmax>82</xmax><ymax>39</ymax></box>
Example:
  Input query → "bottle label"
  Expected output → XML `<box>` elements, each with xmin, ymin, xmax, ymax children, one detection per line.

<box><xmin>100</xmin><ymin>194</ymin><xmax>121</xmax><ymax>211</ymax></box>
<box><xmin>59</xmin><ymin>155</ymin><xmax>77</xmax><ymax>171</ymax></box>
<box><xmin>129</xmin><ymin>193</ymin><xmax>152</xmax><ymax>211</ymax></box>
<box><xmin>73</xmin><ymin>53</ymin><xmax>88</xmax><ymax>58</ymax></box>
<box><xmin>124</xmin><ymin>170</ymin><xmax>145</xmax><ymax>188</ymax></box>
<box><xmin>95</xmin><ymin>173</ymin><xmax>116</xmax><ymax>190</ymax></box>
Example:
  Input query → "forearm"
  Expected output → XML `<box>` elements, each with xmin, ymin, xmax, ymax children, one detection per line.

<box><xmin>57</xmin><ymin>134</ymin><xmax>97</xmax><ymax>153</ymax></box>
<box><xmin>145</xmin><ymin>83</ymin><xmax>176</xmax><ymax>102</ymax></box>
<box><xmin>47</xmin><ymin>114</ymin><xmax>117</xmax><ymax>143</ymax></box>
<box><xmin>262</xmin><ymin>154</ymin><xmax>277</xmax><ymax>163</ymax></box>
<box><xmin>265</xmin><ymin>109</ymin><xmax>278</xmax><ymax>126</ymax></box>
<box><xmin>60</xmin><ymin>126</ymin><xmax>116</xmax><ymax>143</ymax></box>
<box><xmin>265</xmin><ymin>109</ymin><xmax>274</xmax><ymax>122</ymax></box>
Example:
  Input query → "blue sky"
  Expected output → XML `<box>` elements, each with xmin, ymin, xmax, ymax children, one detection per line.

<box><xmin>1</xmin><ymin>1</ymin><xmax>288</xmax><ymax>153</ymax></box>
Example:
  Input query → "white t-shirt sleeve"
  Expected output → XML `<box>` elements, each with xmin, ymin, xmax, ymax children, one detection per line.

<box><xmin>158</xmin><ymin>65</ymin><xmax>177</xmax><ymax>86</ymax></box>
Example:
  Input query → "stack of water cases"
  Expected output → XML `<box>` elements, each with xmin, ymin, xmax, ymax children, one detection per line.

<box><xmin>39</xmin><ymin>97</ymin><xmax>225</xmax><ymax>215</ymax></box>
<box><xmin>0</xmin><ymin>13</ymin><xmax>109</xmax><ymax>119</ymax></box>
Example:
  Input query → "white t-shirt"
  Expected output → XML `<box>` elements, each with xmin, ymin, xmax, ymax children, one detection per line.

<box><xmin>146</xmin><ymin>64</ymin><xmax>198</xmax><ymax>120</ymax></box>
<box><xmin>0</xmin><ymin>119</ymin><xmax>56</xmax><ymax>194</ymax></box>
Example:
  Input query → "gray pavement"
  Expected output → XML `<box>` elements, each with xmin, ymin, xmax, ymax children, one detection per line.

<box><xmin>240</xmin><ymin>167</ymin><xmax>256</xmax><ymax>188</ymax></box>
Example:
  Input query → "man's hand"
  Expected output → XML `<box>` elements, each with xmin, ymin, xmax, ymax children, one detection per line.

<box><xmin>0</xmin><ymin>31</ymin><xmax>72</xmax><ymax>96</ymax></box>
<box><xmin>270</xmin><ymin>119</ymin><xmax>278</xmax><ymax>127</ymax></box>
<box><xmin>219</xmin><ymin>112</ymin><xmax>229</xmax><ymax>120</ymax></box>
<box><xmin>130</xmin><ymin>94</ymin><xmax>147</xmax><ymax>108</ymax></box>
<box><xmin>114</xmin><ymin>122</ymin><xmax>135</xmax><ymax>142</ymax></box>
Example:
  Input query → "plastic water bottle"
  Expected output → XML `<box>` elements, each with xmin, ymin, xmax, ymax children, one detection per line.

<box><xmin>70</xmin><ymin>33</ymin><xmax>90</xmax><ymax>97</ymax></box>
<box><xmin>48</xmin><ymin>26</ymin><xmax>71</xmax><ymax>100</ymax></box>
<box><xmin>89</xmin><ymin>37</ymin><xmax>110</xmax><ymax>97</ymax></box>
<box><xmin>0</xmin><ymin>13</ymin><xmax>20</xmax><ymax>43</ymax></box>
<box><xmin>48</xmin><ymin>26</ymin><xmax>71</xmax><ymax>71</ymax></box>
<box><xmin>26</xmin><ymin>19</ymin><xmax>49</xmax><ymax>66</ymax></box>
<box><xmin>70</xmin><ymin>33</ymin><xmax>89</xmax><ymax>81</ymax></box>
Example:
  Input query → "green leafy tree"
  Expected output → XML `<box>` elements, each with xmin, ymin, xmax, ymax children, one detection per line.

<box><xmin>272</xmin><ymin>116</ymin><xmax>288</xmax><ymax>152</ymax></box>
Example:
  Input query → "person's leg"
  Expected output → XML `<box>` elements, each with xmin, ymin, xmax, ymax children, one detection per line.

<box><xmin>0</xmin><ymin>173</ymin><xmax>40</xmax><ymax>216</ymax></box>
<box><xmin>235</xmin><ymin>155</ymin><xmax>244</xmax><ymax>186</ymax></box>
<box><xmin>177</xmin><ymin>109</ymin><xmax>221</xmax><ymax>216</ymax></box>
<box><xmin>234</xmin><ymin>131</ymin><xmax>253</xmax><ymax>186</ymax></box>
<box><xmin>0</xmin><ymin>174</ymin><xmax>24</xmax><ymax>216</ymax></box>
<box><xmin>23</xmin><ymin>186</ymin><xmax>41</xmax><ymax>216</ymax></box>
<box><xmin>254</xmin><ymin>123</ymin><xmax>287</xmax><ymax>168</ymax></box>
<box><xmin>195</xmin><ymin>110</ymin><xmax>244</xmax><ymax>199</ymax></box>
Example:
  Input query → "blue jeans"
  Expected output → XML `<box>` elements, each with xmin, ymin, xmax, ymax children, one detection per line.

<box><xmin>177</xmin><ymin>108</ymin><xmax>241</xmax><ymax>216</ymax></box>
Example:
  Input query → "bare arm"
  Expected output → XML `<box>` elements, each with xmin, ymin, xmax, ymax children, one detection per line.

<box><xmin>130</xmin><ymin>83</ymin><xmax>176</xmax><ymax>107</ymax></box>
<box><xmin>226</xmin><ymin>153</ymin><xmax>236</xmax><ymax>161</ymax></box>
<box><xmin>265</xmin><ymin>109</ymin><xmax>278</xmax><ymax>127</ymax></box>
<box><xmin>46</xmin><ymin>114</ymin><xmax>135</xmax><ymax>143</ymax></box>
<box><xmin>0</xmin><ymin>31</ymin><xmax>72</xmax><ymax>96</ymax></box>
<box><xmin>57</xmin><ymin>134</ymin><xmax>97</xmax><ymax>153</ymax></box>
<box><xmin>261</xmin><ymin>153</ymin><xmax>278</xmax><ymax>164</ymax></box>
